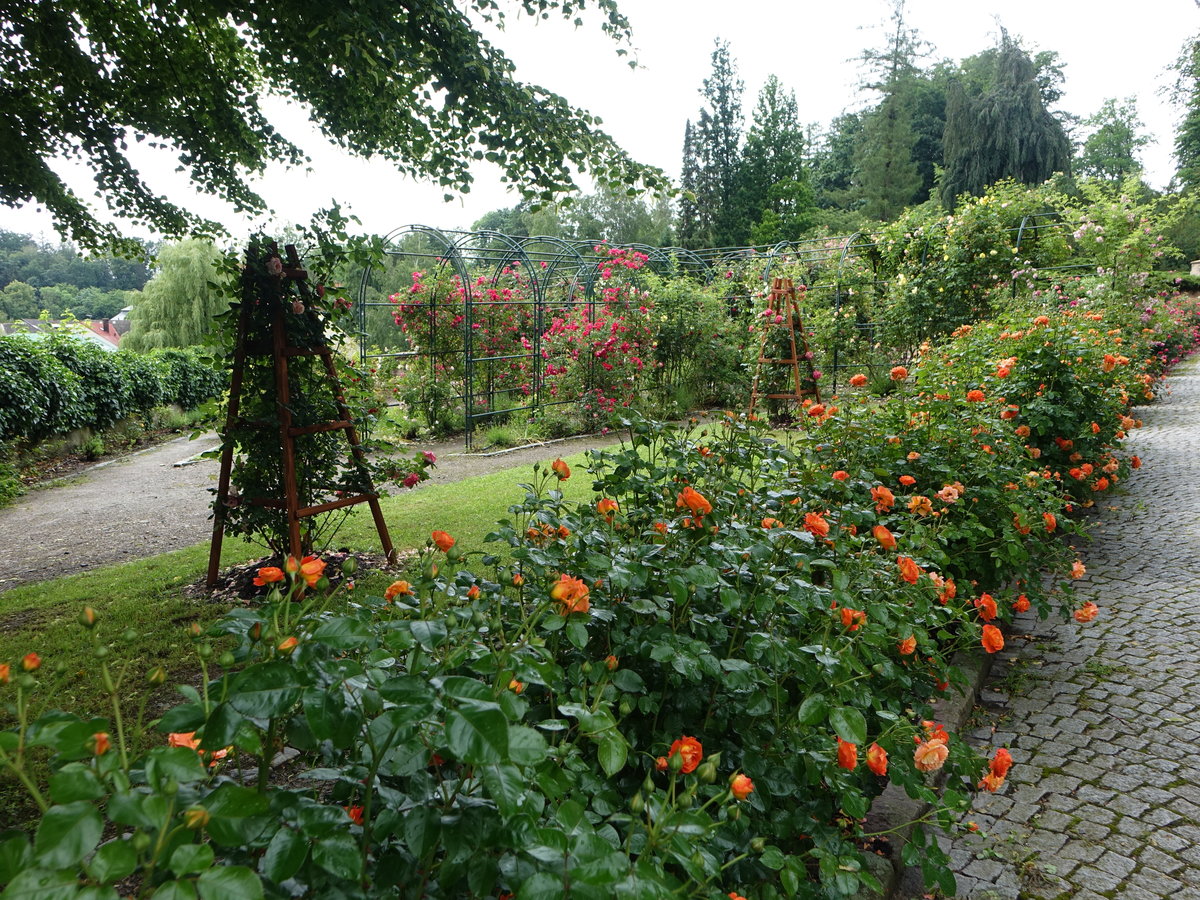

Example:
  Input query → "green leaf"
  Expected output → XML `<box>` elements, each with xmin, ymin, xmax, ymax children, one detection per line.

<box><xmin>410</xmin><ymin>619</ymin><xmax>448</xmax><ymax>649</ymax></box>
<box><xmin>0</xmin><ymin>832</ymin><xmax>33</xmax><ymax>884</ymax></box>
<box><xmin>34</xmin><ymin>801</ymin><xmax>103</xmax><ymax>869</ymax></box>
<box><xmin>146</xmin><ymin>747</ymin><xmax>208</xmax><ymax>784</ymax></box>
<box><xmin>229</xmin><ymin>662</ymin><xmax>303</xmax><ymax>719</ymax></box>
<box><xmin>0</xmin><ymin>868</ymin><xmax>79</xmax><ymax>899</ymax></box>
<box><xmin>87</xmin><ymin>839</ymin><xmax>137</xmax><ymax>884</ymax></box>
<box><xmin>796</xmin><ymin>693</ymin><xmax>827</xmax><ymax>726</ymax></box>
<box><xmin>150</xmin><ymin>881</ymin><xmax>196</xmax><ymax>900</ymax></box>
<box><xmin>403</xmin><ymin>807</ymin><xmax>440</xmax><ymax>859</ymax></box>
<box><xmin>48</xmin><ymin>763</ymin><xmax>105</xmax><ymax>804</ymax></box>
<box><xmin>311</xmin><ymin>616</ymin><xmax>371</xmax><ymax>648</ymax></box>
<box><xmin>610</xmin><ymin>669</ymin><xmax>644</xmax><ymax>693</ymax></box>
<box><xmin>311</xmin><ymin>833</ymin><xmax>360</xmax><ymax>882</ymax></box>
<box><xmin>445</xmin><ymin>700</ymin><xmax>508</xmax><ymax>765</ymax></box>
<box><xmin>517</xmin><ymin>872</ymin><xmax>563</xmax><ymax>900</ymax></box>
<box><xmin>156</xmin><ymin>703</ymin><xmax>205</xmax><ymax>735</ymax></box>
<box><xmin>107</xmin><ymin>791</ymin><xmax>168</xmax><ymax>829</ymax></box>
<box><xmin>507</xmin><ymin>725</ymin><xmax>547</xmax><ymax>766</ymax></box>
<box><xmin>169</xmin><ymin>843</ymin><xmax>214</xmax><ymax>876</ymax></box>
<box><xmin>565</xmin><ymin>621</ymin><xmax>589</xmax><ymax>649</ymax></box>
<box><xmin>759</xmin><ymin>845</ymin><xmax>786</xmax><ymax>870</ymax></box>
<box><xmin>199</xmin><ymin>703</ymin><xmax>245</xmax><ymax>750</ymax></box>
<box><xmin>480</xmin><ymin>763</ymin><xmax>524</xmax><ymax>817</ymax></box>
<box><xmin>828</xmin><ymin>706</ymin><xmax>867</xmax><ymax>745</ymax></box>
<box><xmin>196</xmin><ymin>866</ymin><xmax>263</xmax><ymax>900</ymax></box>
<box><xmin>204</xmin><ymin>783</ymin><xmax>271</xmax><ymax>819</ymax></box>
<box><xmin>596</xmin><ymin>734</ymin><xmax>628</xmax><ymax>776</ymax></box>
<box><xmin>302</xmin><ymin>689</ymin><xmax>362</xmax><ymax>748</ymax></box>
<box><xmin>259</xmin><ymin>828</ymin><xmax>307</xmax><ymax>884</ymax></box>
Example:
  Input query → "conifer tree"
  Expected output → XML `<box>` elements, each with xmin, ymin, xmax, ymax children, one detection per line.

<box><xmin>940</xmin><ymin>33</ymin><xmax>1071</xmax><ymax>207</ymax></box>
<box><xmin>737</xmin><ymin>76</ymin><xmax>814</xmax><ymax>243</ymax></box>
<box><xmin>683</xmin><ymin>41</ymin><xmax>746</xmax><ymax>248</ymax></box>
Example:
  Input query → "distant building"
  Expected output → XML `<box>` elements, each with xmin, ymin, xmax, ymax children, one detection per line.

<box><xmin>0</xmin><ymin>319</ymin><xmax>121</xmax><ymax>351</ymax></box>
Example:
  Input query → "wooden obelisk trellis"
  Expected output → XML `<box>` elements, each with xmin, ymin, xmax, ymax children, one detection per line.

<box><xmin>748</xmin><ymin>277</ymin><xmax>821</xmax><ymax>416</ymax></box>
<box><xmin>207</xmin><ymin>243</ymin><xmax>395</xmax><ymax>587</ymax></box>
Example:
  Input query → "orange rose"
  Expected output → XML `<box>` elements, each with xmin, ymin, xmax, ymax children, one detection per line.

<box><xmin>899</xmin><ymin>475</ymin><xmax>916</xmax><ymax>486</ymax></box>
<box><xmin>597</xmin><ymin>498</ymin><xmax>619</xmax><ymax>520</ymax></box>
<box><xmin>871</xmin><ymin>485</ymin><xmax>895</xmax><ymax>512</ymax></box>
<box><xmin>1015</xmin><ymin>425</ymin><xmax>1031</xmax><ymax>437</ymax></box>
<box><xmin>731</xmin><ymin>773</ymin><xmax>755</xmax><ymax>800</ymax></box>
<box><xmin>849</xmin><ymin>373</ymin><xmax>868</xmax><ymax>387</ymax></box>
<box><xmin>467</xmin><ymin>584</ymin><xmax>481</xmax><ymax>599</ymax></box>
<box><xmin>253</xmin><ymin>566</ymin><xmax>285</xmax><ymax>586</ymax></box>
<box><xmin>1131</xmin><ymin>455</ymin><xmax>1142</xmax><ymax>469</ymax></box>
<box><xmin>1071</xmin><ymin>560</ymin><xmax>1086</xmax><ymax>579</ymax></box>
<box><xmin>979</xmin><ymin>771</ymin><xmax>1006</xmax><ymax>792</ymax></box>
<box><xmin>1073</xmin><ymin>602</ymin><xmax>1099</xmax><ymax>623</ymax></box>
<box><xmin>299</xmin><ymin>555</ymin><xmax>326</xmax><ymax>587</ymax></box>
<box><xmin>761</xmin><ymin>517</ymin><xmax>784</xmax><ymax>529</ymax></box>
<box><xmin>890</xmin><ymin>366</ymin><xmax>908</xmax><ymax>381</ymax></box>
<box><xmin>431</xmin><ymin>530</ymin><xmax>455</xmax><ymax>552</ymax></box>
<box><xmin>92</xmin><ymin>732</ymin><xmax>111</xmax><ymax>756</ymax></box>
<box><xmin>840</xmin><ymin>608</ymin><xmax>866</xmax><ymax>631</ymax></box>
<box><xmin>981</xmin><ymin>624</ymin><xmax>1004</xmax><ymax>654</ymax></box>
<box><xmin>832</xmin><ymin>470</ymin><xmax>850</xmax><ymax>481</ymax></box>
<box><xmin>384</xmin><ymin>580</ymin><xmax>413</xmax><ymax>601</ymax></box>
<box><xmin>655</xmin><ymin>756</ymin><xmax>669</xmax><ymax>772</ymax></box>
<box><xmin>0</xmin><ymin>663</ymin><xmax>8</xmax><ymax>684</ymax></box>
<box><xmin>508</xmin><ymin>679</ymin><xmax>525</xmax><ymax>694</ymax></box>
<box><xmin>897</xmin><ymin>556</ymin><xmax>921</xmax><ymax>584</ymax></box>
<box><xmin>836</xmin><ymin>737</ymin><xmax>858</xmax><ymax>770</ymax></box>
<box><xmin>965</xmin><ymin>389</ymin><xmax>985</xmax><ymax>402</ymax></box>
<box><xmin>974</xmin><ymin>593</ymin><xmax>997</xmax><ymax>622</ymax></box>
<box><xmin>668</xmin><ymin>736</ymin><xmax>703</xmax><ymax>773</ymax></box>
<box><xmin>990</xmin><ymin>747</ymin><xmax>1013</xmax><ymax>778</ymax></box>
<box><xmin>1043</xmin><ymin>512</ymin><xmax>1056</xmax><ymax>532</ymax></box>
<box><xmin>913</xmin><ymin>737</ymin><xmax>949</xmax><ymax>773</ymax></box>
<box><xmin>908</xmin><ymin>495</ymin><xmax>933</xmax><ymax>516</ymax></box>
<box><xmin>21</xmin><ymin>652</ymin><xmax>40</xmax><ymax>672</ymax></box>
<box><xmin>872</xmin><ymin>524</ymin><xmax>897</xmax><ymax>550</ymax></box>
<box><xmin>550</xmin><ymin>574</ymin><xmax>590</xmax><ymax>615</ymax></box>
<box><xmin>551</xmin><ymin>458</ymin><xmax>571</xmax><ymax>480</ymax></box>
<box><xmin>803</xmin><ymin>512</ymin><xmax>830</xmax><ymax>537</ymax></box>
<box><xmin>346</xmin><ymin>805</ymin><xmax>365</xmax><ymax>826</ymax></box>
<box><xmin>867</xmin><ymin>742</ymin><xmax>888</xmax><ymax>776</ymax></box>
<box><xmin>676</xmin><ymin>486</ymin><xmax>712</xmax><ymax>517</ymax></box>
<box><xmin>898</xmin><ymin>635</ymin><xmax>917</xmax><ymax>656</ymax></box>
<box><xmin>605</xmin><ymin>654</ymin><xmax>619</xmax><ymax>671</ymax></box>
<box><xmin>807</xmin><ymin>404</ymin><xmax>826</xmax><ymax>418</ymax></box>
<box><xmin>1013</xmin><ymin>594</ymin><xmax>1031</xmax><ymax>613</ymax></box>
<box><xmin>277</xmin><ymin>636</ymin><xmax>299</xmax><ymax>655</ymax></box>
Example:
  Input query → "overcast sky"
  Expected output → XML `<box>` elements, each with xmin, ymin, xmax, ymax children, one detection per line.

<box><xmin>4</xmin><ymin>0</ymin><xmax>1198</xmax><ymax>247</ymax></box>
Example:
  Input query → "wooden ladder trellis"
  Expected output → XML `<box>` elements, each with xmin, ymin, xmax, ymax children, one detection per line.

<box><xmin>748</xmin><ymin>277</ymin><xmax>821</xmax><ymax>416</ymax></box>
<box><xmin>207</xmin><ymin>242</ymin><xmax>395</xmax><ymax>588</ymax></box>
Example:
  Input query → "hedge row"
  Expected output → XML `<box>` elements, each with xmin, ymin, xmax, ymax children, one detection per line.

<box><xmin>0</xmin><ymin>335</ymin><xmax>225</xmax><ymax>443</ymax></box>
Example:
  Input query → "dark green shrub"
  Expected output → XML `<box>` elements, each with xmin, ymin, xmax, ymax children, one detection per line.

<box><xmin>0</xmin><ymin>335</ymin><xmax>82</xmax><ymax>442</ymax></box>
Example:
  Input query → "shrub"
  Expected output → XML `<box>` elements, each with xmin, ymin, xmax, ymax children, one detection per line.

<box><xmin>0</xmin><ymin>336</ymin><xmax>82</xmax><ymax>442</ymax></box>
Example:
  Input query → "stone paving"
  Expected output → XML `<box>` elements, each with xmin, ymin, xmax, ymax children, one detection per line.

<box><xmin>898</xmin><ymin>354</ymin><xmax>1200</xmax><ymax>900</ymax></box>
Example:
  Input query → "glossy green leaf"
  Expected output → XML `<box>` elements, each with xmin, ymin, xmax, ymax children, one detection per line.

<box><xmin>311</xmin><ymin>833</ymin><xmax>360</xmax><ymax>882</ymax></box>
<box><xmin>87</xmin><ymin>839</ymin><xmax>138</xmax><ymax>884</ymax></box>
<box><xmin>259</xmin><ymin>827</ymin><xmax>308</xmax><ymax>884</ymax></box>
<box><xmin>311</xmin><ymin>616</ymin><xmax>371</xmax><ymax>648</ymax></box>
<box><xmin>33</xmin><ymin>801</ymin><xmax>103</xmax><ymax>869</ymax></box>
<box><xmin>229</xmin><ymin>662</ymin><xmax>303</xmax><ymax>719</ymax></box>
<box><xmin>828</xmin><ymin>706</ymin><xmax>867</xmax><ymax>745</ymax></box>
<box><xmin>445</xmin><ymin>700</ymin><xmax>508</xmax><ymax>765</ymax></box>
<box><xmin>0</xmin><ymin>832</ymin><xmax>33</xmax><ymax>884</ymax></box>
<box><xmin>150</xmin><ymin>881</ymin><xmax>196</xmax><ymax>900</ymax></box>
<box><xmin>196</xmin><ymin>865</ymin><xmax>263</xmax><ymax>900</ymax></box>
<box><xmin>0</xmin><ymin>868</ymin><xmax>79</xmax><ymax>900</ymax></box>
<box><xmin>596</xmin><ymin>734</ymin><xmax>628</xmax><ymax>777</ymax></box>
<box><xmin>169</xmin><ymin>843</ymin><xmax>214</xmax><ymax>876</ymax></box>
<box><xmin>146</xmin><ymin>747</ymin><xmax>208</xmax><ymax>784</ymax></box>
<box><xmin>48</xmin><ymin>763</ymin><xmax>105</xmax><ymax>804</ymax></box>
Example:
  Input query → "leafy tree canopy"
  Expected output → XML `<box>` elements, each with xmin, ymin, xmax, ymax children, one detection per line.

<box><xmin>1076</xmin><ymin>98</ymin><xmax>1149</xmax><ymax>182</ymax></box>
<box><xmin>1</xmin><ymin>0</ymin><xmax>667</xmax><ymax>253</ymax></box>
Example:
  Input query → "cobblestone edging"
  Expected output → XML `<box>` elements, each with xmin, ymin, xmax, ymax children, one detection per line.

<box><xmin>884</xmin><ymin>354</ymin><xmax>1200</xmax><ymax>900</ymax></box>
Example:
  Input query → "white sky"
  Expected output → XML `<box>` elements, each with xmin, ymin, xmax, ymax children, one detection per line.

<box><xmin>4</xmin><ymin>0</ymin><xmax>1198</xmax><ymax>248</ymax></box>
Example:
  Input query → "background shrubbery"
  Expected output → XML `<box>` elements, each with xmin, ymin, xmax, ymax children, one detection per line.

<box><xmin>0</xmin><ymin>335</ymin><xmax>224</xmax><ymax>445</ymax></box>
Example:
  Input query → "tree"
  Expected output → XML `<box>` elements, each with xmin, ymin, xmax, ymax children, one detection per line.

<box><xmin>1076</xmin><ymin>98</ymin><xmax>1149</xmax><ymax>182</ymax></box>
<box><xmin>683</xmin><ymin>41</ymin><xmax>746</xmax><ymax>248</ymax></box>
<box><xmin>1172</xmin><ymin>35</ymin><xmax>1200</xmax><ymax>190</ymax></box>
<box><xmin>0</xmin><ymin>281</ymin><xmax>37</xmax><ymax>320</ymax></box>
<box><xmin>678</xmin><ymin>121</ymin><xmax>702</xmax><ymax>247</ymax></box>
<box><xmin>940</xmin><ymin>33</ymin><xmax>1072</xmax><ymax>208</ymax></box>
<box><xmin>122</xmin><ymin>239</ymin><xmax>226</xmax><ymax>351</ymax></box>
<box><xmin>737</xmin><ymin>76</ymin><xmax>814</xmax><ymax>243</ymax></box>
<box><xmin>561</xmin><ymin>187</ymin><xmax>673</xmax><ymax>245</ymax></box>
<box><xmin>1</xmin><ymin>1</ymin><xmax>667</xmax><ymax>253</ymax></box>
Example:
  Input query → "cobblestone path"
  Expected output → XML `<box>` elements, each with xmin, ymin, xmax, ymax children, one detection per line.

<box><xmin>899</xmin><ymin>355</ymin><xmax>1200</xmax><ymax>900</ymax></box>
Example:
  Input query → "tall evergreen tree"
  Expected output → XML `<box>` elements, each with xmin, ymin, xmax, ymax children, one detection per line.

<box><xmin>940</xmin><ymin>33</ymin><xmax>1072</xmax><ymax>207</ymax></box>
<box><xmin>737</xmin><ymin>76</ymin><xmax>814</xmax><ymax>244</ymax></box>
<box><xmin>686</xmin><ymin>40</ymin><xmax>746</xmax><ymax>247</ymax></box>
<box><xmin>850</xmin><ymin>1</ymin><xmax>933</xmax><ymax>217</ymax></box>
<box><xmin>678</xmin><ymin>120</ymin><xmax>702</xmax><ymax>247</ymax></box>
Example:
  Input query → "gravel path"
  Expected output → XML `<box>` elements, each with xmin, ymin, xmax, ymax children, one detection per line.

<box><xmin>0</xmin><ymin>430</ymin><xmax>623</xmax><ymax>592</ymax></box>
<box><xmin>898</xmin><ymin>354</ymin><xmax>1200</xmax><ymax>899</ymax></box>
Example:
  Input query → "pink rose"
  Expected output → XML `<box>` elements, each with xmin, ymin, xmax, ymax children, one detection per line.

<box><xmin>403</xmin><ymin>472</ymin><xmax>421</xmax><ymax>488</ymax></box>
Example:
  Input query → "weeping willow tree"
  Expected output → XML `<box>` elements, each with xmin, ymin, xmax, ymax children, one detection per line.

<box><xmin>940</xmin><ymin>34</ymin><xmax>1071</xmax><ymax>209</ymax></box>
<box><xmin>123</xmin><ymin>239</ymin><xmax>228</xmax><ymax>351</ymax></box>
